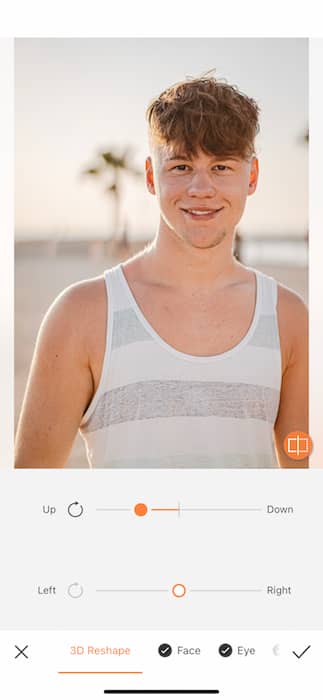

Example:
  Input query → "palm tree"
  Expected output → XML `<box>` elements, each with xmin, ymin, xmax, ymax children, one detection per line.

<box><xmin>82</xmin><ymin>147</ymin><xmax>142</xmax><ymax>244</ymax></box>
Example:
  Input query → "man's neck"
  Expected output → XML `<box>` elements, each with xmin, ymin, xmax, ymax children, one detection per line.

<box><xmin>141</xmin><ymin>225</ymin><xmax>241</xmax><ymax>290</ymax></box>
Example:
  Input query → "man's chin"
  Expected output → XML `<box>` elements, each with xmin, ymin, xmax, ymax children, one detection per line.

<box><xmin>185</xmin><ymin>230</ymin><xmax>227</xmax><ymax>250</ymax></box>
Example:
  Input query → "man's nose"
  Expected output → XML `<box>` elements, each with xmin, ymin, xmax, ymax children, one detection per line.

<box><xmin>186</xmin><ymin>170</ymin><xmax>215</xmax><ymax>196</ymax></box>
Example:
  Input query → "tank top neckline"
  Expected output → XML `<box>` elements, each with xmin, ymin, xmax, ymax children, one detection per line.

<box><xmin>115</xmin><ymin>264</ymin><xmax>262</xmax><ymax>363</ymax></box>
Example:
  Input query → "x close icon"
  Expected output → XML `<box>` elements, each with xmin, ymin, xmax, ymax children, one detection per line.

<box><xmin>14</xmin><ymin>645</ymin><xmax>29</xmax><ymax>659</ymax></box>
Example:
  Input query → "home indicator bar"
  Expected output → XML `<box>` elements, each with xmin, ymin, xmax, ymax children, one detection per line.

<box><xmin>103</xmin><ymin>691</ymin><xmax>220</xmax><ymax>695</ymax></box>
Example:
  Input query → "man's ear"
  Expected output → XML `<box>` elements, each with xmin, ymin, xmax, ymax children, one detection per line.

<box><xmin>145</xmin><ymin>156</ymin><xmax>156</xmax><ymax>195</ymax></box>
<box><xmin>248</xmin><ymin>157</ymin><xmax>259</xmax><ymax>195</ymax></box>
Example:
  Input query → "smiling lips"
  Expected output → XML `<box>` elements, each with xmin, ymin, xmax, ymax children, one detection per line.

<box><xmin>181</xmin><ymin>206</ymin><xmax>223</xmax><ymax>220</ymax></box>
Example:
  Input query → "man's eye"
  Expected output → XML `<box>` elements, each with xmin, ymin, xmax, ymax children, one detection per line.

<box><xmin>172</xmin><ymin>164</ymin><xmax>189</xmax><ymax>171</ymax></box>
<box><xmin>214</xmin><ymin>164</ymin><xmax>230</xmax><ymax>172</ymax></box>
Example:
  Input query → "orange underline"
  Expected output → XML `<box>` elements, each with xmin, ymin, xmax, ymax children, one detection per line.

<box><xmin>58</xmin><ymin>671</ymin><xmax>143</xmax><ymax>675</ymax></box>
<box><xmin>151</xmin><ymin>508</ymin><xmax>180</xmax><ymax>512</ymax></box>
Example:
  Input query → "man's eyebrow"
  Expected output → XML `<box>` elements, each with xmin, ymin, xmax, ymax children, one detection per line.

<box><xmin>211</xmin><ymin>155</ymin><xmax>242</xmax><ymax>162</ymax></box>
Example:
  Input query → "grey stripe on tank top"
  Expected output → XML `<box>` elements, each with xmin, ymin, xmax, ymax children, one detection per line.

<box><xmin>84</xmin><ymin>380</ymin><xmax>279</xmax><ymax>433</ymax></box>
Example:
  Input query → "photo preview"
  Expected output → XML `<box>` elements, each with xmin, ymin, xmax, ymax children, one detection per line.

<box><xmin>1</xmin><ymin>36</ymin><xmax>323</xmax><ymax>699</ymax></box>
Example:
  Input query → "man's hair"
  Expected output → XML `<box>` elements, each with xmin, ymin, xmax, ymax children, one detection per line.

<box><xmin>146</xmin><ymin>75</ymin><xmax>260</xmax><ymax>160</ymax></box>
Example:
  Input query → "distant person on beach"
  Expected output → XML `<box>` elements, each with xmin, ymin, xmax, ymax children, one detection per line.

<box><xmin>15</xmin><ymin>75</ymin><xmax>308</xmax><ymax>468</ymax></box>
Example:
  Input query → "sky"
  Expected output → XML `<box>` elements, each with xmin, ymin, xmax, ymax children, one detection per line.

<box><xmin>15</xmin><ymin>38</ymin><xmax>308</xmax><ymax>240</ymax></box>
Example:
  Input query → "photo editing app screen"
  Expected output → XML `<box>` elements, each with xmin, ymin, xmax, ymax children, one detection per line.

<box><xmin>1</xmin><ymin>37</ymin><xmax>323</xmax><ymax>700</ymax></box>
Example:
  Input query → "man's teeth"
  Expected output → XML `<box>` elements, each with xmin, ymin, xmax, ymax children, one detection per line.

<box><xmin>188</xmin><ymin>209</ymin><xmax>214</xmax><ymax>215</ymax></box>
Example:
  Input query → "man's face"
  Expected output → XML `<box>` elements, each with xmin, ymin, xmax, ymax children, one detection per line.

<box><xmin>146</xmin><ymin>145</ymin><xmax>259</xmax><ymax>250</ymax></box>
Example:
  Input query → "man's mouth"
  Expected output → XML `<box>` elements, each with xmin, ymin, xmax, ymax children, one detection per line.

<box><xmin>181</xmin><ymin>207</ymin><xmax>223</xmax><ymax>219</ymax></box>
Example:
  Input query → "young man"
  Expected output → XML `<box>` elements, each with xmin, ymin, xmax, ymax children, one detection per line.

<box><xmin>15</xmin><ymin>77</ymin><xmax>308</xmax><ymax>469</ymax></box>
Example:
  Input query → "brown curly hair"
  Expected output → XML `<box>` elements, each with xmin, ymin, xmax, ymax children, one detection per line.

<box><xmin>146</xmin><ymin>75</ymin><xmax>260</xmax><ymax>160</ymax></box>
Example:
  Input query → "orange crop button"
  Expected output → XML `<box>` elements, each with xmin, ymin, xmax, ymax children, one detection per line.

<box><xmin>283</xmin><ymin>431</ymin><xmax>313</xmax><ymax>460</ymax></box>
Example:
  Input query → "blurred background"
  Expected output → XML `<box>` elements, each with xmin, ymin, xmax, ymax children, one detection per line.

<box><xmin>15</xmin><ymin>38</ymin><xmax>308</xmax><ymax>467</ymax></box>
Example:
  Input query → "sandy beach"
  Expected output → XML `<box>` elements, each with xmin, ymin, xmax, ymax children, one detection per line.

<box><xmin>15</xmin><ymin>242</ymin><xmax>308</xmax><ymax>468</ymax></box>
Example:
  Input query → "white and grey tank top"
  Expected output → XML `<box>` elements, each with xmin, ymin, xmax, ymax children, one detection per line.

<box><xmin>80</xmin><ymin>265</ymin><xmax>281</xmax><ymax>468</ymax></box>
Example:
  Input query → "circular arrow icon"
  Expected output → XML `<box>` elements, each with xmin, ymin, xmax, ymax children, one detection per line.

<box><xmin>67</xmin><ymin>583</ymin><xmax>84</xmax><ymax>599</ymax></box>
<box><xmin>67</xmin><ymin>502</ymin><xmax>84</xmax><ymax>518</ymax></box>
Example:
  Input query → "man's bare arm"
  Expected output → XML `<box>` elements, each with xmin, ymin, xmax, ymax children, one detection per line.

<box><xmin>15</xmin><ymin>278</ymin><xmax>106</xmax><ymax>468</ymax></box>
<box><xmin>274</xmin><ymin>286</ymin><xmax>309</xmax><ymax>468</ymax></box>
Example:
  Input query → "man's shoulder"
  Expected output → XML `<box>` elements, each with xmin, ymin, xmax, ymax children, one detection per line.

<box><xmin>50</xmin><ymin>274</ymin><xmax>107</xmax><ymax>321</ymax></box>
<box><xmin>38</xmin><ymin>275</ymin><xmax>107</xmax><ymax>355</ymax></box>
<box><xmin>55</xmin><ymin>274</ymin><xmax>106</xmax><ymax>311</ymax></box>
<box><xmin>276</xmin><ymin>283</ymin><xmax>308</xmax><ymax>369</ymax></box>
<box><xmin>277</xmin><ymin>282</ymin><xmax>308</xmax><ymax>324</ymax></box>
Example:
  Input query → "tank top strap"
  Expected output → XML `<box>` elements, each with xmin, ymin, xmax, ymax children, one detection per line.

<box><xmin>256</xmin><ymin>270</ymin><xmax>278</xmax><ymax>315</ymax></box>
<box><xmin>247</xmin><ymin>270</ymin><xmax>280</xmax><ymax>351</ymax></box>
<box><xmin>104</xmin><ymin>264</ymin><xmax>131</xmax><ymax>313</ymax></box>
<box><xmin>104</xmin><ymin>264</ymin><xmax>153</xmax><ymax>353</ymax></box>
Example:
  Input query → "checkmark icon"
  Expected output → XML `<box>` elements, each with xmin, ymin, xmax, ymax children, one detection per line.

<box><xmin>158</xmin><ymin>643</ymin><xmax>172</xmax><ymax>657</ymax></box>
<box><xmin>219</xmin><ymin>643</ymin><xmax>233</xmax><ymax>657</ymax></box>
<box><xmin>292</xmin><ymin>645</ymin><xmax>311</xmax><ymax>659</ymax></box>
